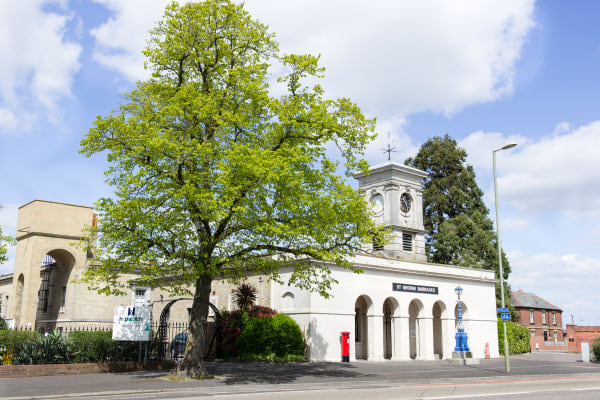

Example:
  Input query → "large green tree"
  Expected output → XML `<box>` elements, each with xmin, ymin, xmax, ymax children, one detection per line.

<box><xmin>405</xmin><ymin>134</ymin><xmax>511</xmax><ymax>307</ymax></box>
<box><xmin>80</xmin><ymin>0</ymin><xmax>377</xmax><ymax>377</ymax></box>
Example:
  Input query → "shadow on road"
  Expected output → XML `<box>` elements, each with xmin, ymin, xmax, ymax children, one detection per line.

<box><xmin>204</xmin><ymin>362</ymin><xmax>371</xmax><ymax>385</ymax></box>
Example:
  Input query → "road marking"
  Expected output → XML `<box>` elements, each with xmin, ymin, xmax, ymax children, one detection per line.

<box><xmin>419</xmin><ymin>392</ymin><xmax>532</xmax><ymax>400</ymax></box>
<box><xmin>572</xmin><ymin>387</ymin><xmax>600</xmax><ymax>391</ymax></box>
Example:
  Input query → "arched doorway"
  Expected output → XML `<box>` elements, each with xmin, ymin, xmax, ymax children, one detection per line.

<box><xmin>35</xmin><ymin>250</ymin><xmax>75</xmax><ymax>330</ymax></box>
<box><xmin>408</xmin><ymin>299</ymin><xmax>423</xmax><ymax>359</ymax></box>
<box><xmin>383</xmin><ymin>297</ymin><xmax>399</xmax><ymax>360</ymax></box>
<box><xmin>432</xmin><ymin>301</ymin><xmax>446</xmax><ymax>359</ymax></box>
<box><xmin>355</xmin><ymin>295</ymin><xmax>371</xmax><ymax>359</ymax></box>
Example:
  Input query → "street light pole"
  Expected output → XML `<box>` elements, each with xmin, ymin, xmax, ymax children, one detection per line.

<box><xmin>493</xmin><ymin>143</ymin><xmax>516</xmax><ymax>374</ymax></box>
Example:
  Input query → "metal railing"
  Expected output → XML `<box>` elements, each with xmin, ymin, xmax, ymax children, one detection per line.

<box><xmin>0</xmin><ymin>321</ymin><xmax>218</xmax><ymax>365</ymax></box>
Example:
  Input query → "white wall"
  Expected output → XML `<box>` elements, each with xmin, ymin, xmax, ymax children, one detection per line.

<box><xmin>273</xmin><ymin>255</ymin><xmax>499</xmax><ymax>361</ymax></box>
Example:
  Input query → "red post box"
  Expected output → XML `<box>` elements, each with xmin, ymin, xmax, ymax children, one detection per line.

<box><xmin>341</xmin><ymin>331</ymin><xmax>350</xmax><ymax>362</ymax></box>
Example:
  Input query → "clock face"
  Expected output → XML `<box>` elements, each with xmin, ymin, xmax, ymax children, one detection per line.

<box><xmin>400</xmin><ymin>193</ymin><xmax>411</xmax><ymax>213</ymax></box>
<box><xmin>370</xmin><ymin>194</ymin><xmax>384</xmax><ymax>214</ymax></box>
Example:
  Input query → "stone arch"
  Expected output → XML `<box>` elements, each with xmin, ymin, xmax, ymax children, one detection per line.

<box><xmin>408</xmin><ymin>299</ymin><xmax>424</xmax><ymax>359</ymax></box>
<box><xmin>354</xmin><ymin>295</ymin><xmax>372</xmax><ymax>360</ymax></box>
<box><xmin>14</xmin><ymin>274</ymin><xmax>24</xmax><ymax>326</ymax></box>
<box><xmin>35</xmin><ymin>249</ymin><xmax>76</xmax><ymax>330</ymax></box>
<box><xmin>383</xmin><ymin>297</ymin><xmax>399</xmax><ymax>360</ymax></box>
<box><xmin>432</xmin><ymin>300</ymin><xmax>446</xmax><ymax>359</ymax></box>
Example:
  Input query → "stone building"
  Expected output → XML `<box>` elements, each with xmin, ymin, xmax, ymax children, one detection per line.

<box><xmin>511</xmin><ymin>290</ymin><xmax>564</xmax><ymax>351</ymax></box>
<box><xmin>2</xmin><ymin>160</ymin><xmax>500</xmax><ymax>361</ymax></box>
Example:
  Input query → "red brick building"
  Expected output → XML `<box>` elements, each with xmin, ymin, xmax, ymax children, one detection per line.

<box><xmin>566</xmin><ymin>325</ymin><xmax>600</xmax><ymax>353</ymax></box>
<box><xmin>511</xmin><ymin>290</ymin><xmax>565</xmax><ymax>351</ymax></box>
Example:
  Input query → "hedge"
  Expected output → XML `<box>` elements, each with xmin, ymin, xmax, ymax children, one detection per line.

<box><xmin>592</xmin><ymin>337</ymin><xmax>600</xmax><ymax>361</ymax></box>
<box><xmin>497</xmin><ymin>319</ymin><xmax>530</xmax><ymax>355</ymax></box>
<box><xmin>0</xmin><ymin>329</ymin><xmax>40</xmax><ymax>363</ymax></box>
<box><xmin>236</xmin><ymin>314</ymin><xmax>305</xmax><ymax>358</ymax></box>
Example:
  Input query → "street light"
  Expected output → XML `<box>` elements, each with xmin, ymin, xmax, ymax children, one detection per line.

<box><xmin>454</xmin><ymin>286</ymin><xmax>470</xmax><ymax>353</ymax></box>
<box><xmin>493</xmin><ymin>143</ymin><xmax>516</xmax><ymax>373</ymax></box>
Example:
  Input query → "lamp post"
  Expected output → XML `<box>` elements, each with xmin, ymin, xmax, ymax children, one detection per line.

<box><xmin>454</xmin><ymin>286</ymin><xmax>470</xmax><ymax>353</ymax></box>
<box><xmin>493</xmin><ymin>143</ymin><xmax>516</xmax><ymax>373</ymax></box>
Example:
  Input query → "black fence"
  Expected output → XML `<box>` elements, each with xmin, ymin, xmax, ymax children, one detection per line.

<box><xmin>0</xmin><ymin>321</ymin><xmax>219</xmax><ymax>366</ymax></box>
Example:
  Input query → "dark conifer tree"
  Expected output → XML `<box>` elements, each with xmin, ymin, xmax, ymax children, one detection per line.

<box><xmin>406</xmin><ymin>134</ymin><xmax>511</xmax><ymax>307</ymax></box>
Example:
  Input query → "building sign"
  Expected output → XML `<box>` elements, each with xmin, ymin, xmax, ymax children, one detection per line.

<box><xmin>112</xmin><ymin>306</ymin><xmax>152</xmax><ymax>341</ymax></box>
<box><xmin>392</xmin><ymin>283</ymin><xmax>438</xmax><ymax>295</ymax></box>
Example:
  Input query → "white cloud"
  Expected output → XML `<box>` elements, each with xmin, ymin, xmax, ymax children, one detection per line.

<box><xmin>509</xmin><ymin>251</ymin><xmax>600</xmax><ymax>325</ymax></box>
<box><xmin>501</xmin><ymin>218</ymin><xmax>531</xmax><ymax>231</ymax></box>
<box><xmin>0</xmin><ymin>109</ymin><xmax>17</xmax><ymax>132</ymax></box>
<box><xmin>0</xmin><ymin>0</ymin><xmax>81</xmax><ymax>133</ymax></box>
<box><xmin>460</xmin><ymin>130</ymin><xmax>528</xmax><ymax>172</ymax></box>
<box><xmin>461</xmin><ymin>121</ymin><xmax>600</xmax><ymax>216</ymax></box>
<box><xmin>90</xmin><ymin>0</ymin><xmax>536</xmax><ymax>121</ymax></box>
<box><xmin>90</xmin><ymin>0</ymin><xmax>173</xmax><ymax>81</ymax></box>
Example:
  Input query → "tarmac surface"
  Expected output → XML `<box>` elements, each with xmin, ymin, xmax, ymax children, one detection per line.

<box><xmin>1</xmin><ymin>352</ymin><xmax>600</xmax><ymax>399</ymax></box>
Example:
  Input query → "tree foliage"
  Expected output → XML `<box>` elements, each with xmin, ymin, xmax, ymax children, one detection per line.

<box><xmin>405</xmin><ymin>134</ymin><xmax>512</xmax><ymax>307</ymax></box>
<box><xmin>80</xmin><ymin>0</ymin><xmax>376</xmax><ymax>377</ymax></box>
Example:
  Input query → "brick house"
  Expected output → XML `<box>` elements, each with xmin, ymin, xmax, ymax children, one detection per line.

<box><xmin>566</xmin><ymin>325</ymin><xmax>600</xmax><ymax>353</ymax></box>
<box><xmin>511</xmin><ymin>290</ymin><xmax>565</xmax><ymax>351</ymax></box>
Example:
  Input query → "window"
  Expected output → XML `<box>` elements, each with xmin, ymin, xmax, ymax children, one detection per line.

<box><xmin>402</xmin><ymin>232</ymin><xmax>413</xmax><ymax>252</ymax></box>
<box><xmin>552</xmin><ymin>312</ymin><xmax>556</xmax><ymax>325</ymax></box>
<box><xmin>530</xmin><ymin>330</ymin><xmax>535</xmax><ymax>337</ymax></box>
<box><xmin>542</xmin><ymin>311</ymin><xmax>546</xmax><ymax>325</ymax></box>
<box><xmin>529</xmin><ymin>310</ymin><xmax>534</xmax><ymax>324</ymax></box>
<box><xmin>372</xmin><ymin>232</ymin><xmax>384</xmax><ymax>251</ymax></box>
<box><xmin>133</xmin><ymin>287</ymin><xmax>149</xmax><ymax>307</ymax></box>
<box><xmin>543</xmin><ymin>331</ymin><xmax>548</xmax><ymax>341</ymax></box>
<box><xmin>554</xmin><ymin>331</ymin><xmax>558</xmax><ymax>342</ymax></box>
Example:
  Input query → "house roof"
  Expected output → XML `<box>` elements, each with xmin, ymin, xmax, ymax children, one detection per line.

<box><xmin>511</xmin><ymin>290</ymin><xmax>562</xmax><ymax>312</ymax></box>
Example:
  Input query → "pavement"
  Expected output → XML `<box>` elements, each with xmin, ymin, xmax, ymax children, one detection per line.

<box><xmin>1</xmin><ymin>352</ymin><xmax>600</xmax><ymax>400</ymax></box>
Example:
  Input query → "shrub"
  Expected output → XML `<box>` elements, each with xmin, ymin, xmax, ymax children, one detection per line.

<box><xmin>235</xmin><ymin>314</ymin><xmax>305</xmax><ymax>358</ymax></box>
<box><xmin>498</xmin><ymin>319</ymin><xmax>530</xmax><ymax>355</ymax></box>
<box><xmin>13</xmin><ymin>330</ymin><xmax>70</xmax><ymax>365</ymax></box>
<box><xmin>592</xmin><ymin>337</ymin><xmax>600</xmax><ymax>361</ymax></box>
<box><xmin>0</xmin><ymin>329</ymin><xmax>39</xmax><ymax>363</ymax></box>
<box><xmin>68</xmin><ymin>331</ymin><xmax>114</xmax><ymax>363</ymax></box>
<box><xmin>219</xmin><ymin>306</ymin><xmax>278</xmax><ymax>357</ymax></box>
<box><xmin>0</xmin><ymin>318</ymin><xmax>7</xmax><ymax>331</ymax></box>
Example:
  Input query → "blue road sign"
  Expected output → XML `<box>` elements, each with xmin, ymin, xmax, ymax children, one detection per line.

<box><xmin>500</xmin><ymin>312</ymin><xmax>511</xmax><ymax>321</ymax></box>
<box><xmin>497</xmin><ymin>308</ymin><xmax>509</xmax><ymax>313</ymax></box>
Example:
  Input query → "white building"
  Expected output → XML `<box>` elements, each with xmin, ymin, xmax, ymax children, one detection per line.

<box><xmin>271</xmin><ymin>160</ymin><xmax>499</xmax><ymax>361</ymax></box>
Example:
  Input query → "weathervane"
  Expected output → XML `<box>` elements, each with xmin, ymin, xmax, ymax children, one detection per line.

<box><xmin>382</xmin><ymin>132</ymin><xmax>397</xmax><ymax>160</ymax></box>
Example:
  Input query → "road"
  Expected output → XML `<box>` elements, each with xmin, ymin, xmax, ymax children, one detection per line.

<box><xmin>2</xmin><ymin>352</ymin><xmax>600</xmax><ymax>400</ymax></box>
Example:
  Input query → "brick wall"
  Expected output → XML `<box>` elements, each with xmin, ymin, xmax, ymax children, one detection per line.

<box><xmin>0</xmin><ymin>360</ymin><xmax>176</xmax><ymax>379</ymax></box>
<box><xmin>566</xmin><ymin>325</ymin><xmax>600</xmax><ymax>353</ymax></box>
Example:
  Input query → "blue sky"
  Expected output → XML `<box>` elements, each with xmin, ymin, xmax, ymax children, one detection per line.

<box><xmin>1</xmin><ymin>0</ymin><xmax>599</xmax><ymax>326</ymax></box>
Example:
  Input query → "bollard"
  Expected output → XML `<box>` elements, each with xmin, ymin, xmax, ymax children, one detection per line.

<box><xmin>341</xmin><ymin>331</ymin><xmax>350</xmax><ymax>362</ymax></box>
<box><xmin>485</xmin><ymin>342</ymin><xmax>490</xmax><ymax>359</ymax></box>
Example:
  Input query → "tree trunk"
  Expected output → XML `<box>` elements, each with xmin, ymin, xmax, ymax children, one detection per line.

<box><xmin>179</xmin><ymin>273</ymin><xmax>212</xmax><ymax>378</ymax></box>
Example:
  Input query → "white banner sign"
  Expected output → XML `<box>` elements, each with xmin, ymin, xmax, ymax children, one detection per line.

<box><xmin>112</xmin><ymin>306</ymin><xmax>152</xmax><ymax>341</ymax></box>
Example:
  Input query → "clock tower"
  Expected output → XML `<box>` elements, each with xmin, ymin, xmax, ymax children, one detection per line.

<box><xmin>355</xmin><ymin>160</ymin><xmax>427</xmax><ymax>262</ymax></box>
